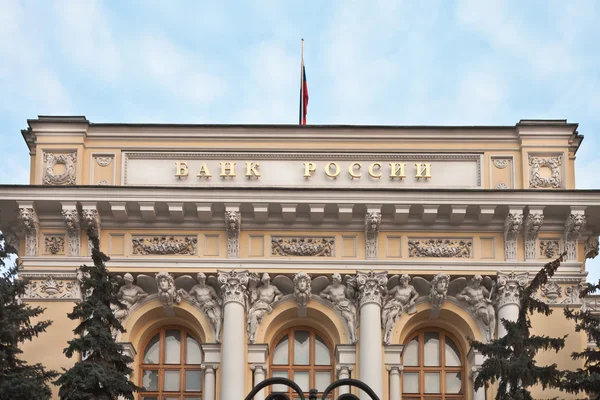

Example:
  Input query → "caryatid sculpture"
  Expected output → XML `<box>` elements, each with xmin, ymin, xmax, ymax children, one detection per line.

<box><xmin>156</xmin><ymin>271</ymin><xmax>181</xmax><ymax>307</ymax></box>
<box><xmin>188</xmin><ymin>273</ymin><xmax>223</xmax><ymax>341</ymax></box>
<box><xmin>430</xmin><ymin>273</ymin><xmax>450</xmax><ymax>310</ymax></box>
<box><xmin>319</xmin><ymin>273</ymin><xmax>358</xmax><ymax>343</ymax></box>
<box><xmin>382</xmin><ymin>274</ymin><xmax>419</xmax><ymax>345</ymax></box>
<box><xmin>456</xmin><ymin>275</ymin><xmax>496</xmax><ymax>339</ymax></box>
<box><xmin>247</xmin><ymin>273</ymin><xmax>283</xmax><ymax>343</ymax></box>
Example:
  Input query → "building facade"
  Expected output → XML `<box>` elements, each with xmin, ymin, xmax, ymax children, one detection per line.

<box><xmin>1</xmin><ymin>116</ymin><xmax>599</xmax><ymax>400</ymax></box>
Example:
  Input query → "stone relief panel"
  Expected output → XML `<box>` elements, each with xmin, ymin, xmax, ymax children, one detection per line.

<box><xmin>43</xmin><ymin>151</ymin><xmax>77</xmax><ymax>186</ymax></box>
<box><xmin>22</xmin><ymin>274</ymin><xmax>81</xmax><ymax>300</ymax></box>
<box><xmin>537</xmin><ymin>279</ymin><xmax>587</xmax><ymax>305</ymax></box>
<box><xmin>539</xmin><ymin>239</ymin><xmax>560</xmax><ymax>259</ymax></box>
<box><xmin>528</xmin><ymin>154</ymin><xmax>562</xmax><ymax>189</ymax></box>
<box><xmin>132</xmin><ymin>236</ymin><xmax>198</xmax><ymax>255</ymax></box>
<box><xmin>271</xmin><ymin>237</ymin><xmax>335</xmax><ymax>257</ymax></box>
<box><xmin>407</xmin><ymin>238</ymin><xmax>472</xmax><ymax>258</ymax></box>
<box><xmin>44</xmin><ymin>235</ymin><xmax>65</xmax><ymax>255</ymax></box>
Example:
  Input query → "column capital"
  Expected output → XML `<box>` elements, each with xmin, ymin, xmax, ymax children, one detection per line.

<box><xmin>201</xmin><ymin>364</ymin><xmax>218</xmax><ymax>372</ymax></box>
<box><xmin>356</xmin><ymin>270</ymin><xmax>388</xmax><ymax>307</ymax></box>
<box><xmin>250</xmin><ymin>363</ymin><xmax>268</xmax><ymax>373</ymax></box>
<box><xmin>386</xmin><ymin>364</ymin><xmax>404</xmax><ymax>373</ymax></box>
<box><xmin>336</xmin><ymin>364</ymin><xmax>354</xmax><ymax>373</ymax></box>
<box><xmin>496</xmin><ymin>271</ymin><xmax>528</xmax><ymax>309</ymax></box>
<box><xmin>218</xmin><ymin>270</ymin><xmax>249</xmax><ymax>306</ymax></box>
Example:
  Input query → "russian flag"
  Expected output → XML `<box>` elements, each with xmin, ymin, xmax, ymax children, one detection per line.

<box><xmin>299</xmin><ymin>47</ymin><xmax>308</xmax><ymax>125</ymax></box>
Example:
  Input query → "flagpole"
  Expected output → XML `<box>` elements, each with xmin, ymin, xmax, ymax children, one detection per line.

<box><xmin>299</xmin><ymin>38</ymin><xmax>304</xmax><ymax>125</ymax></box>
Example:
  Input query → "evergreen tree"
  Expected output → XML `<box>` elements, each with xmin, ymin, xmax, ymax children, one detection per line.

<box><xmin>0</xmin><ymin>233</ymin><xmax>58</xmax><ymax>400</ymax></box>
<box><xmin>56</xmin><ymin>229</ymin><xmax>140</xmax><ymax>400</ymax></box>
<box><xmin>468</xmin><ymin>253</ymin><xmax>567</xmax><ymax>400</ymax></box>
<box><xmin>562</xmin><ymin>280</ymin><xmax>600</xmax><ymax>396</ymax></box>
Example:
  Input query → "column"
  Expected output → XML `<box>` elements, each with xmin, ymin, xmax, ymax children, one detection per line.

<box><xmin>218</xmin><ymin>270</ymin><xmax>250</xmax><ymax>400</ymax></box>
<box><xmin>384</xmin><ymin>345</ymin><xmax>404</xmax><ymax>400</ymax></box>
<box><xmin>470</xmin><ymin>368</ymin><xmax>486</xmax><ymax>400</ymax></box>
<box><xmin>118</xmin><ymin>342</ymin><xmax>137</xmax><ymax>400</ymax></box>
<box><xmin>496</xmin><ymin>272</ymin><xmax>528</xmax><ymax>338</ymax></box>
<box><xmin>387</xmin><ymin>365</ymin><xmax>403</xmax><ymax>400</ymax></box>
<box><xmin>248</xmin><ymin>344</ymin><xmax>269</xmax><ymax>400</ymax></box>
<box><xmin>357</xmin><ymin>271</ymin><xmax>388</xmax><ymax>399</ymax></box>
<box><xmin>250</xmin><ymin>364</ymin><xmax>267</xmax><ymax>400</ymax></box>
<box><xmin>468</xmin><ymin>348</ymin><xmax>486</xmax><ymax>400</ymax></box>
<box><xmin>202</xmin><ymin>364</ymin><xmax>217</xmax><ymax>400</ymax></box>
<box><xmin>335</xmin><ymin>344</ymin><xmax>356</xmax><ymax>397</ymax></box>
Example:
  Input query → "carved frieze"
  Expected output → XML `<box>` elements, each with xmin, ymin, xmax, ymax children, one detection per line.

<box><xmin>225</xmin><ymin>210</ymin><xmax>241</xmax><ymax>258</ymax></box>
<box><xmin>132</xmin><ymin>236</ymin><xmax>198</xmax><ymax>255</ymax></box>
<box><xmin>23</xmin><ymin>274</ymin><xmax>81</xmax><ymax>300</ymax></box>
<box><xmin>585</xmin><ymin>236</ymin><xmax>599</xmax><ymax>260</ymax></box>
<box><xmin>565</xmin><ymin>213</ymin><xmax>586</xmax><ymax>260</ymax></box>
<box><xmin>504</xmin><ymin>212</ymin><xmax>523</xmax><ymax>260</ymax></box>
<box><xmin>356</xmin><ymin>270</ymin><xmax>388</xmax><ymax>307</ymax></box>
<box><xmin>408</xmin><ymin>239</ymin><xmax>472</xmax><ymax>258</ymax></box>
<box><xmin>218</xmin><ymin>270</ymin><xmax>250</xmax><ymax>306</ymax></box>
<box><xmin>539</xmin><ymin>240</ymin><xmax>560</xmax><ymax>259</ymax></box>
<box><xmin>365</xmin><ymin>211</ymin><xmax>381</xmax><ymax>260</ymax></box>
<box><xmin>271</xmin><ymin>237</ymin><xmax>335</xmax><ymax>257</ymax></box>
<box><xmin>496</xmin><ymin>271</ymin><xmax>528</xmax><ymax>308</ymax></box>
<box><xmin>43</xmin><ymin>151</ymin><xmax>77</xmax><ymax>186</ymax></box>
<box><xmin>524</xmin><ymin>212</ymin><xmax>544</xmax><ymax>260</ymax></box>
<box><xmin>18</xmin><ymin>207</ymin><xmax>39</xmax><ymax>256</ymax></box>
<box><xmin>528</xmin><ymin>154</ymin><xmax>562</xmax><ymax>188</ymax></box>
<box><xmin>44</xmin><ymin>235</ymin><xmax>65</xmax><ymax>255</ymax></box>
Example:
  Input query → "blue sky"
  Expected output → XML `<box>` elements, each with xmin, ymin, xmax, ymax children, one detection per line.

<box><xmin>1</xmin><ymin>0</ymin><xmax>600</xmax><ymax>278</ymax></box>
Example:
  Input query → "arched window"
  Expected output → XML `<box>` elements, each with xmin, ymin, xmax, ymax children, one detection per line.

<box><xmin>402</xmin><ymin>329</ymin><xmax>465</xmax><ymax>400</ymax></box>
<box><xmin>140</xmin><ymin>327</ymin><xmax>202</xmax><ymax>400</ymax></box>
<box><xmin>270</xmin><ymin>327</ymin><xmax>334</xmax><ymax>397</ymax></box>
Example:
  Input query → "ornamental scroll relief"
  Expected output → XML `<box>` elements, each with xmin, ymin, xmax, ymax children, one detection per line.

<box><xmin>44</xmin><ymin>235</ymin><xmax>65</xmax><ymax>255</ymax></box>
<box><xmin>539</xmin><ymin>240</ymin><xmax>560</xmax><ymax>259</ymax></box>
<box><xmin>23</xmin><ymin>274</ymin><xmax>81</xmax><ymax>300</ymax></box>
<box><xmin>43</xmin><ymin>152</ymin><xmax>77</xmax><ymax>186</ymax></box>
<box><xmin>132</xmin><ymin>236</ymin><xmax>198</xmax><ymax>255</ymax></box>
<box><xmin>408</xmin><ymin>239</ymin><xmax>472</xmax><ymax>258</ymax></box>
<box><xmin>271</xmin><ymin>237</ymin><xmax>335</xmax><ymax>257</ymax></box>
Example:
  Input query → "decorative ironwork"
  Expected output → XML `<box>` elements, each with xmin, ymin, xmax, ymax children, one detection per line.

<box><xmin>245</xmin><ymin>377</ymin><xmax>380</xmax><ymax>400</ymax></box>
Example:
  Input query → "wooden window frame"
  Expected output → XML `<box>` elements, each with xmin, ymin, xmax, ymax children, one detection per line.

<box><xmin>402</xmin><ymin>329</ymin><xmax>465</xmax><ymax>400</ymax></box>
<box><xmin>270</xmin><ymin>327</ymin><xmax>334</xmax><ymax>398</ymax></box>
<box><xmin>139</xmin><ymin>326</ymin><xmax>203</xmax><ymax>400</ymax></box>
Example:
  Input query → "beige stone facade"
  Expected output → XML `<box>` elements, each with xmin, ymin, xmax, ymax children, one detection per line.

<box><xmin>1</xmin><ymin>116</ymin><xmax>599</xmax><ymax>399</ymax></box>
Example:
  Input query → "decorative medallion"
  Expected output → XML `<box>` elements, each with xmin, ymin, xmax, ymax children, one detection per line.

<box><xmin>44</xmin><ymin>235</ymin><xmax>65</xmax><ymax>255</ymax></box>
<box><xmin>493</xmin><ymin>159</ymin><xmax>509</xmax><ymax>169</ymax></box>
<box><xmin>97</xmin><ymin>180</ymin><xmax>109</xmax><ymax>185</ymax></box>
<box><xmin>132</xmin><ymin>236</ymin><xmax>198</xmax><ymax>255</ymax></box>
<box><xmin>539</xmin><ymin>240</ymin><xmax>560</xmax><ymax>259</ymax></box>
<box><xmin>271</xmin><ymin>237</ymin><xmax>335</xmax><ymax>257</ymax></box>
<box><xmin>407</xmin><ymin>239</ymin><xmax>472</xmax><ymax>258</ymax></box>
<box><xmin>95</xmin><ymin>156</ymin><xmax>113</xmax><ymax>167</ymax></box>
<box><xmin>528</xmin><ymin>154</ymin><xmax>562</xmax><ymax>188</ymax></box>
<box><xmin>43</xmin><ymin>152</ymin><xmax>77</xmax><ymax>186</ymax></box>
<box><xmin>495</xmin><ymin>182</ymin><xmax>508</xmax><ymax>189</ymax></box>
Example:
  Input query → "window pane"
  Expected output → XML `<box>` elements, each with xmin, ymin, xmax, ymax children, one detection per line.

<box><xmin>185</xmin><ymin>370</ymin><xmax>202</xmax><ymax>391</ymax></box>
<box><xmin>186</xmin><ymin>335</ymin><xmax>202</xmax><ymax>364</ymax></box>
<box><xmin>143</xmin><ymin>334</ymin><xmax>160</xmax><ymax>364</ymax></box>
<box><xmin>315</xmin><ymin>371</ymin><xmax>331</xmax><ymax>392</ymax></box>
<box><xmin>424</xmin><ymin>372</ymin><xmax>440</xmax><ymax>393</ymax></box>
<box><xmin>273</xmin><ymin>336</ymin><xmax>289</xmax><ymax>365</ymax></box>
<box><xmin>403</xmin><ymin>372</ymin><xmax>419</xmax><ymax>393</ymax></box>
<box><xmin>164</xmin><ymin>370</ymin><xmax>180</xmax><ymax>391</ymax></box>
<box><xmin>165</xmin><ymin>330</ymin><xmax>181</xmax><ymax>364</ymax></box>
<box><xmin>272</xmin><ymin>370</ymin><xmax>289</xmax><ymax>392</ymax></box>
<box><xmin>315</xmin><ymin>335</ymin><xmax>330</xmax><ymax>365</ymax></box>
<box><xmin>185</xmin><ymin>398</ymin><xmax>202</xmax><ymax>400</ymax></box>
<box><xmin>445</xmin><ymin>336</ymin><xmax>461</xmax><ymax>366</ymax></box>
<box><xmin>164</xmin><ymin>398</ymin><xmax>178</xmax><ymax>400</ymax></box>
<box><xmin>142</xmin><ymin>397</ymin><xmax>158</xmax><ymax>400</ymax></box>
<box><xmin>294</xmin><ymin>371</ymin><xmax>310</xmax><ymax>393</ymax></box>
<box><xmin>142</xmin><ymin>370</ymin><xmax>158</xmax><ymax>391</ymax></box>
<box><xmin>424</xmin><ymin>332</ymin><xmax>440</xmax><ymax>366</ymax></box>
<box><xmin>403</xmin><ymin>337</ymin><xmax>419</xmax><ymax>366</ymax></box>
<box><xmin>294</xmin><ymin>331</ymin><xmax>310</xmax><ymax>365</ymax></box>
<box><xmin>446</xmin><ymin>371</ymin><xmax>463</xmax><ymax>393</ymax></box>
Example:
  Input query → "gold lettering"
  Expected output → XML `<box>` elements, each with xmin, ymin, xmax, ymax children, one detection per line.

<box><xmin>303</xmin><ymin>162</ymin><xmax>317</xmax><ymax>178</ymax></box>
<box><xmin>245</xmin><ymin>161</ymin><xmax>261</xmax><ymax>178</ymax></box>
<box><xmin>220</xmin><ymin>162</ymin><xmax>236</xmax><ymax>177</ymax></box>
<box><xmin>175</xmin><ymin>161</ymin><xmax>189</xmax><ymax>177</ymax></box>
<box><xmin>389</xmin><ymin>163</ymin><xmax>406</xmax><ymax>179</ymax></box>
<box><xmin>325</xmin><ymin>162</ymin><xmax>340</xmax><ymax>178</ymax></box>
<box><xmin>196</xmin><ymin>162</ymin><xmax>212</xmax><ymax>178</ymax></box>
<box><xmin>368</xmin><ymin>162</ymin><xmax>382</xmax><ymax>178</ymax></box>
<box><xmin>415</xmin><ymin>163</ymin><xmax>432</xmax><ymax>179</ymax></box>
<box><xmin>348</xmin><ymin>162</ymin><xmax>362</xmax><ymax>179</ymax></box>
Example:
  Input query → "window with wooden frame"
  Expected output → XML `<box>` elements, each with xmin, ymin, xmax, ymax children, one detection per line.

<box><xmin>139</xmin><ymin>327</ymin><xmax>203</xmax><ymax>400</ymax></box>
<box><xmin>402</xmin><ymin>329</ymin><xmax>465</xmax><ymax>400</ymax></box>
<box><xmin>270</xmin><ymin>327</ymin><xmax>334</xmax><ymax>398</ymax></box>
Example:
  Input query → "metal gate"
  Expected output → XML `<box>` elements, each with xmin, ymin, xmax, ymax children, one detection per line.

<box><xmin>244</xmin><ymin>377</ymin><xmax>380</xmax><ymax>400</ymax></box>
